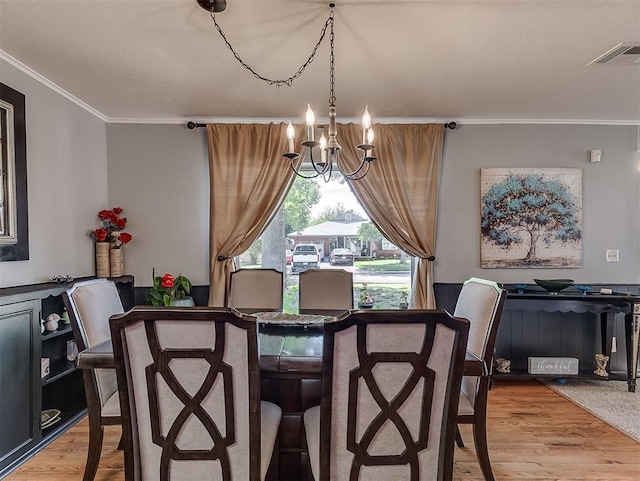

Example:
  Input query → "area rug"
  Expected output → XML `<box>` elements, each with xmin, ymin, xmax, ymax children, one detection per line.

<box><xmin>544</xmin><ymin>379</ymin><xmax>640</xmax><ymax>442</ymax></box>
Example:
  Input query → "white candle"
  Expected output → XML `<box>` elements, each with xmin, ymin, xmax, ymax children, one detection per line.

<box><xmin>287</xmin><ymin>121</ymin><xmax>295</xmax><ymax>153</ymax></box>
<box><xmin>319</xmin><ymin>132</ymin><xmax>327</xmax><ymax>164</ymax></box>
<box><xmin>362</xmin><ymin>106</ymin><xmax>371</xmax><ymax>144</ymax></box>
<box><xmin>305</xmin><ymin>104</ymin><xmax>315</xmax><ymax>141</ymax></box>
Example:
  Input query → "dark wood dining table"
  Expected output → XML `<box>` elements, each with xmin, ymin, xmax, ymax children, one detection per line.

<box><xmin>76</xmin><ymin>312</ymin><xmax>485</xmax><ymax>481</ymax></box>
<box><xmin>76</xmin><ymin>323</ymin><xmax>486</xmax><ymax>375</ymax></box>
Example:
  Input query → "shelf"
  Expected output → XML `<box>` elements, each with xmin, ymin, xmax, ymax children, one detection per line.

<box><xmin>41</xmin><ymin>403</ymin><xmax>87</xmax><ymax>441</ymax></box>
<box><xmin>493</xmin><ymin>367</ymin><xmax>627</xmax><ymax>382</ymax></box>
<box><xmin>42</xmin><ymin>359</ymin><xmax>76</xmax><ymax>386</ymax></box>
<box><xmin>41</xmin><ymin>324</ymin><xmax>73</xmax><ymax>340</ymax></box>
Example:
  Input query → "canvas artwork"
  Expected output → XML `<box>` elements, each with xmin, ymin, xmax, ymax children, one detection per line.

<box><xmin>480</xmin><ymin>168</ymin><xmax>582</xmax><ymax>268</ymax></box>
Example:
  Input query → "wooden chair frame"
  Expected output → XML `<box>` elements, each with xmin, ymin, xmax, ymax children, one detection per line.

<box><xmin>110</xmin><ymin>307</ymin><xmax>264</xmax><ymax>481</ymax></box>
<box><xmin>454</xmin><ymin>278</ymin><xmax>507</xmax><ymax>481</ymax></box>
<box><xmin>228</xmin><ymin>268</ymin><xmax>284</xmax><ymax>313</ymax></box>
<box><xmin>298</xmin><ymin>269</ymin><xmax>354</xmax><ymax>316</ymax></box>
<box><xmin>62</xmin><ymin>278</ymin><xmax>123</xmax><ymax>481</ymax></box>
<box><xmin>316</xmin><ymin>309</ymin><xmax>470</xmax><ymax>481</ymax></box>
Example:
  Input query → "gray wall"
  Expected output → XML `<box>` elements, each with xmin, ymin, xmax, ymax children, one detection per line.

<box><xmin>0</xmin><ymin>60</ymin><xmax>108</xmax><ymax>288</ymax></box>
<box><xmin>106</xmin><ymin>124</ymin><xmax>210</xmax><ymax>287</ymax></box>
<box><xmin>436</xmin><ymin>124</ymin><xmax>639</xmax><ymax>284</ymax></box>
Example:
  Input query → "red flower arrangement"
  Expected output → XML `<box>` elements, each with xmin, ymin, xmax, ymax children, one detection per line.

<box><xmin>92</xmin><ymin>207</ymin><xmax>133</xmax><ymax>248</ymax></box>
<box><xmin>146</xmin><ymin>271</ymin><xmax>192</xmax><ymax>306</ymax></box>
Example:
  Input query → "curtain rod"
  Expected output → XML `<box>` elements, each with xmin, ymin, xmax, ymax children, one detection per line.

<box><xmin>187</xmin><ymin>121</ymin><xmax>457</xmax><ymax>129</ymax></box>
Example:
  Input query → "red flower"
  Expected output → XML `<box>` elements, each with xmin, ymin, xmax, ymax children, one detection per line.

<box><xmin>94</xmin><ymin>228</ymin><xmax>108</xmax><ymax>242</ymax></box>
<box><xmin>161</xmin><ymin>274</ymin><xmax>175</xmax><ymax>288</ymax></box>
<box><xmin>92</xmin><ymin>207</ymin><xmax>132</xmax><ymax>246</ymax></box>
<box><xmin>118</xmin><ymin>233</ymin><xmax>133</xmax><ymax>244</ymax></box>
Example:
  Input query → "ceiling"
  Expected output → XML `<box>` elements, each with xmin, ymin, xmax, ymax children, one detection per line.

<box><xmin>1</xmin><ymin>0</ymin><xmax>639</xmax><ymax>124</ymax></box>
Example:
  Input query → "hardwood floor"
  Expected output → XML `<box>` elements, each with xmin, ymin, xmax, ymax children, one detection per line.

<box><xmin>5</xmin><ymin>380</ymin><xmax>639</xmax><ymax>481</ymax></box>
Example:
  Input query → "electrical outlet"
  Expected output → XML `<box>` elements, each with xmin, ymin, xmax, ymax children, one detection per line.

<box><xmin>606</xmin><ymin>249</ymin><xmax>619</xmax><ymax>262</ymax></box>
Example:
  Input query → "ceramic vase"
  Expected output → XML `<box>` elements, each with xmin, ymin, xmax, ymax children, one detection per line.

<box><xmin>170</xmin><ymin>296</ymin><xmax>195</xmax><ymax>307</ymax></box>
<box><xmin>110</xmin><ymin>248</ymin><xmax>124</xmax><ymax>277</ymax></box>
<box><xmin>95</xmin><ymin>242</ymin><xmax>111</xmax><ymax>277</ymax></box>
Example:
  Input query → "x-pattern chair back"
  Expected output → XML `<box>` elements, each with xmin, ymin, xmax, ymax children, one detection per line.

<box><xmin>110</xmin><ymin>307</ymin><xmax>274</xmax><ymax>481</ymax></box>
<box><xmin>312</xmin><ymin>309</ymin><xmax>469</xmax><ymax>481</ymax></box>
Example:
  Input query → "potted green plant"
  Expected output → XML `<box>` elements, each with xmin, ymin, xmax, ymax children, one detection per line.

<box><xmin>358</xmin><ymin>283</ymin><xmax>374</xmax><ymax>309</ymax></box>
<box><xmin>398</xmin><ymin>290</ymin><xmax>409</xmax><ymax>309</ymax></box>
<box><xmin>146</xmin><ymin>271</ymin><xmax>194</xmax><ymax>306</ymax></box>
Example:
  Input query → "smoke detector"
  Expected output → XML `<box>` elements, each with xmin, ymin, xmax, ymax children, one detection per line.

<box><xmin>589</xmin><ymin>43</ymin><xmax>640</xmax><ymax>65</ymax></box>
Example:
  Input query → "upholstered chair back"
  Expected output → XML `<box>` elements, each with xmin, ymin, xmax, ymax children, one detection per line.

<box><xmin>110</xmin><ymin>307</ymin><xmax>275</xmax><ymax>481</ymax></box>
<box><xmin>298</xmin><ymin>269</ymin><xmax>353</xmax><ymax>315</ymax></box>
<box><xmin>452</xmin><ymin>277</ymin><xmax>506</xmax><ymax>405</ymax></box>
<box><xmin>228</xmin><ymin>269</ymin><xmax>283</xmax><ymax>313</ymax></box>
<box><xmin>64</xmin><ymin>278</ymin><xmax>124</xmax><ymax>408</ymax></box>
<box><xmin>310</xmin><ymin>310</ymin><xmax>469</xmax><ymax>481</ymax></box>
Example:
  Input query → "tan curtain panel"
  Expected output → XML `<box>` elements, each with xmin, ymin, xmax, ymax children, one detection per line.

<box><xmin>206</xmin><ymin>123</ymin><xmax>301</xmax><ymax>306</ymax></box>
<box><xmin>337</xmin><ymin>123</ymin><xmax>444</xmax><ymax>308</ymax></box>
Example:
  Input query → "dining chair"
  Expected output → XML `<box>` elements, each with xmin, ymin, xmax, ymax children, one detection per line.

<box><xmin>110</xmin><ymin>306</ymin><xmax>282</xmax><ymax>481</ymax></box>
<box><xmin>228</xmin><ymin>268</ymin><xmax>284</xmax><ymax>313</ymax></box>
<box><xmin>62</xmin><ymin>278</ymin><xmax>124</xmax><ymax>481</ymax></box>
<box><xmin>453</xmin><ymin>277</ymin><xmax>507</xmax><ymax>481</ymax></box>
<box><xmin>298</xmin><ymin>268</ymin><xmax>353</xmax><ymax>315</ymax></box>
<box><xmin>303</xmin><ymin>309</ymin><xmax>470</xmax><ymax>481</ymax></box>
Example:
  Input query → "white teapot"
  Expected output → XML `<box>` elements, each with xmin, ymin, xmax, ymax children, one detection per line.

<box><xmin>45</xmin><ymin>313</ymin><xmax>61</xmax><ymax>332</ymax></box>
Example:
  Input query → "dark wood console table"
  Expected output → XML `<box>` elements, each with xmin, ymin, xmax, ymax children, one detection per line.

<box><xmin>502</xmin><ymin>292</ymin><xmax>640</xmax><ymax>392</ymax></box>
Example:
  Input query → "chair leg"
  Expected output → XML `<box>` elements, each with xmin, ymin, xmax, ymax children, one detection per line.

<box><xmin>455</xmin><ymin>426</ymin><xmax>465</xmax><ymax>447</ymax></box>
<box><xmin>472</xmin><ymin>417</ymin><xmax>496</xmax><ymax>481</ymax></box>
<box><xmin>83</xmin><ymin>418</ymin><xmax>104</xmax><ymax>481</ymax></box>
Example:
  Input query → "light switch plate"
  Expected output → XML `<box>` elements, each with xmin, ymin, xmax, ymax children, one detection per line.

<box><xmin>606</xmin><ymin>249</ymin><xmax>619</xmax><ymax>262</ymax></box>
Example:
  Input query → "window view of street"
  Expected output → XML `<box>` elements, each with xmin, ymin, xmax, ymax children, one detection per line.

<box><xmin>238</xmin><ymin>174</ymin><xmax>412</xmax><ymax>312</ymax></box>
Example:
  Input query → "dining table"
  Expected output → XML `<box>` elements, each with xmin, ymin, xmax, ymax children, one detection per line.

<box><xmin>76</xmin><ymin>310</ymin><xmax>485</xmax><ymax>481</ymax></box>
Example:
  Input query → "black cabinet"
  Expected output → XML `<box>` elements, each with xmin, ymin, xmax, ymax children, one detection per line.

<box><xmin>0</xmin><ymin>299</ymin><xmax>40</xmax><ymax>475</ymax></box>
<box><xmin>0</xmin><ymin>276</ymin><xmax>133</xmax><ymax>477</ymax></box>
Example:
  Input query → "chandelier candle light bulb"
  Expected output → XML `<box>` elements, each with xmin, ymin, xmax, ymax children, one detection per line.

<box><xmin>362</xmin><ymin>106</ymin><xmax>371</xmax><ymax>144</ymax></box>
<box><xmin>306</xmin><ymin>104</ymin><xmax>315</xmax><ymax>141</ymax></box>
<box><xmin>319</xmin><ymin>132</ymin><xmax>327</xmax><ymax>164</ymax></box>
<box><xmin>287</xmin><ymin>121</ymin><xmax>295</xmax><ymax>153</ymax></box>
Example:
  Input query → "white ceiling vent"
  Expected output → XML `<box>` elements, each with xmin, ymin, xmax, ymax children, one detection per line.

<box><xmin>589</xmin><ymin>43</ymin><xmax>640</xmax><ymax>65</ymax></box>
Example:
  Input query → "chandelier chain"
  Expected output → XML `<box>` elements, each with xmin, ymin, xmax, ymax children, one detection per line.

<box><xmin>329</xmin><ymin>12</ymin><xmax>336</xmax><ymax>106</ymax></box>
<box><xmin>210</xmin><ymin>9</ymin><xmax>334</xmax><ymax>88</ymax></box>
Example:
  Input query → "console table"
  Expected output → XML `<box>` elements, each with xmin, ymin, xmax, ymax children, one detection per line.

<box><xmin>501</xmin><ymin>292</ymin><xmax>640</xmax><ymax>392</ymax></box>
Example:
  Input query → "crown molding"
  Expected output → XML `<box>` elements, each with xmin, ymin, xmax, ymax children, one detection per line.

<box><xmin>108</xmin><ymin>117</ymin><xmax>640</xmax><ymax>126</ymax></box>
<box><xmin>2</xmin><ymin>50</ymin><xmax>638</xmax><ymax>127</ymax></box>
<box><xmin>0</xmin><ymin>49</ymin><xmax>108</xmax><ymax>122</ymax></box>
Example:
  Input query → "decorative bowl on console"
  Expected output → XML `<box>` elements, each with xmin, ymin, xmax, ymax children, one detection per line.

<box><xmin>512</xmin><ymin>283</ymin><xmax>529</xmax><ymax>294</ymax></box>
<box><xmin>533</xmin><ymin>278</ymin><xmax>574</xmax><ymax>293</ymax></box>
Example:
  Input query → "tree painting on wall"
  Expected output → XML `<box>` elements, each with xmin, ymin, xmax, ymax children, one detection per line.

<box><xmin>480</xmin><ymin>168</ymin><xmax>582</xmax><ymax>268</ymax></box>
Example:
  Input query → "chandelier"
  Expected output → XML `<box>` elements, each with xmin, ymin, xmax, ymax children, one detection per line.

<box><xmin>284</xmin><ymin>4</ymin><xmax>376</xmax><ymax>182</ymax></box>
<box><xmin>196</xmin><ymin>1</ymin><xmax>375</xmax><ymax>181</ymax></box>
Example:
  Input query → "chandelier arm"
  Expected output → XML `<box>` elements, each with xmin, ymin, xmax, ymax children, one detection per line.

<box><xmin>342</xmin><ymin>160</ymin><xmax>371</xmax><ymax>181</ymax></box>
<box><xmin>209</xmin><ymin>10</ymin><xmax>333</xmax><ymax>88</ymax></box>
<box><xmin>336</xmin><ymin>154</ymin><xmax>369</xmax><ymax>178</ymax></box>
<box><xmin>308</xmin><ymin>148</ymin><xmax>331</xmax><ymax>176</ymax></box>
<box><xmin>289</xmin><ymin>157</ymin><xmax>323</xmax><ymax>179</ymax></box>
<box><xmin>291</xmin><ymin>167</ymin><xmax>323</xmax><ymax>180</ymax></box>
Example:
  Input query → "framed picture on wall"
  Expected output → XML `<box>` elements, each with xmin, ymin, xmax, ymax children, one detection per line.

<box><xmin>480</xmin><ymin>168</ymin><xmax>582</xmax><ymax>268</ymax></box>
<box><xmin>0</xmin><ymin>82</ymin><xmax>29</xmax><ymax>261</ymax></box>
